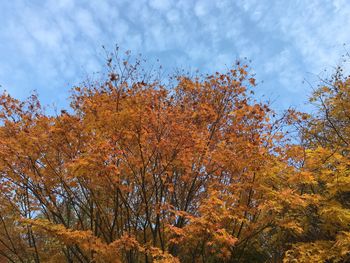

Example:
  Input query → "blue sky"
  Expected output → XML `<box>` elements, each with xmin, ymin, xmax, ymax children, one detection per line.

<box><xmin>1</xmin><ymin>0</ymin><xmax>350</xmax><ymax>112</ymax></box>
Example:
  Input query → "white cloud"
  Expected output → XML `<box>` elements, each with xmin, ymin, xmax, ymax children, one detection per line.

<box><xmin>149</xmin><ymin>0</ymin><xmax>173</xmax><ymax>11</ymax></box>
<box><xmin>53</xmin><ymin>0</ymin><xmax>74</xmax><ymax>10</ymax></box>
<box><xmin>75</xmin><ymin>8</ymin><xmax>101</xmax><ymax>39</ymax></box>
<box><xmin>166</xmin><ymin>9</ymin><xmax>181</xmax><ymax>23</ymax></box>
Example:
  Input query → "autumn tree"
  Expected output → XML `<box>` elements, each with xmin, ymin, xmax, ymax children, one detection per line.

<box><xmin>284</xmin><ymin>66</ymin><xmax>350</xmax><ymax>262</ymax></box>
<box><xmin>0</xmin><ymin>51</ymin><xmax>314</xmax><ymax>262</ymax></box>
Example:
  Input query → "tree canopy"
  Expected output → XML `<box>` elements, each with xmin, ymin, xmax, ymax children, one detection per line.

<box><xmin>0</xmin><ymin>54</ymin><xmax>349</xmax><ymax>262</ymax></box>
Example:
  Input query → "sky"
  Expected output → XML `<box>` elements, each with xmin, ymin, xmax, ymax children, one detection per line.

<box><xmin>1</xmin><ymin>0</ymin><xmax>350</xmax><ymax>112</ymax></box>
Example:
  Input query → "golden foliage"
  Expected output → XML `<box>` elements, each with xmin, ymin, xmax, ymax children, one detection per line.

<box><xmin>0</xmin><ymin>57</ymin><xmax>349</xmax><ymax>262</ymax></box>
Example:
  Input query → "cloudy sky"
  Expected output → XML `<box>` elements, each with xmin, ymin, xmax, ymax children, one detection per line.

<box><xmin>1</xmin><ymin>0</ymin><xmax>350</xmax><ymax>111</ymax></box>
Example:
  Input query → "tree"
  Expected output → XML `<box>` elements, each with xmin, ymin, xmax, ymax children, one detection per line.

<box><xmin>284</xmin><ymin>66</ymin><xmax>350</xmax><ymax>262</ymax></box>
<box><xmin>0</xmin><ymin>52</ymin><xmax>314</xmax><ymax>262</ymax></box>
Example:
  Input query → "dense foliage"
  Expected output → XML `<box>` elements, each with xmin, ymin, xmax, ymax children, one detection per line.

<box><xmin>0</xmin><ymin>56</ymin><xmax>349</xmax><ymax>262</ymax></box>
